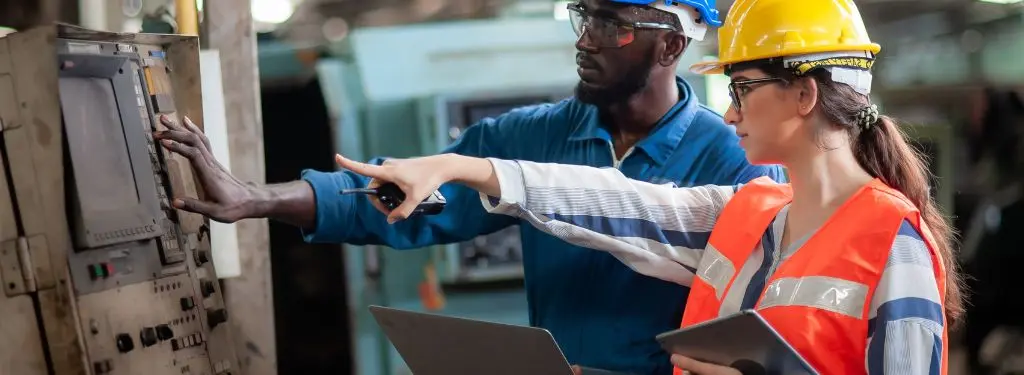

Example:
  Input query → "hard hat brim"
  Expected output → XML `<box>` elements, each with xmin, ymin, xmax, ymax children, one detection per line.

<box><xmin>689</xmin><ymin>43</ymin><xmax>883</xmax><ymax>75</ymax></box>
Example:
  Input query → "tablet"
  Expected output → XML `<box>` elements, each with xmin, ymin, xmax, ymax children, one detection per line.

<box><xmin>369</xmin><ymin>305</ymin><xmax>576</xmax><ymax>375</ymax></box>
<box><xmin>655</xmin><ymin>310</ymin><xmax>819</xmax><ymax>375</ymax></box>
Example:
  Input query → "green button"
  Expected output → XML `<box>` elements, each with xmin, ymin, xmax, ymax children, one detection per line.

<box><xmin>89</xmin><ymin>264</ymin><xmax>102</xmax><ymax>279</ymax></box>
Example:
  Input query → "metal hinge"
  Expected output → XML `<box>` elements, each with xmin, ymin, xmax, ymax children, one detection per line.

<box><xmin>1</xmin><ymin>235</ymin><xmax>52</xmax><ymax>296</ymax></box>
<box><xmin>1</xmin><ymin>236</ymin><xmax>35</xmax><ymax>295</ymax></box>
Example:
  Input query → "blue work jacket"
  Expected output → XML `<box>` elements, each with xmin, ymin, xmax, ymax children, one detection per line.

<box><xmin>301</xmin><ymin>76</ymin><xmax>786</xmax><ymax>375</ymax></box>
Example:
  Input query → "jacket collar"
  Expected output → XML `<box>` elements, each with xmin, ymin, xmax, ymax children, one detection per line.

<box><xmin>568</xmin><ymin>76</ymin><xmax>700</xmax><ymax>166</ymax></box>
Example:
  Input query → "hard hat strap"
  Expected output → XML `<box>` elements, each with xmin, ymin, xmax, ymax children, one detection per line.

<box><xmin>725</xmin><ymin>51</ymin><xmax>876</xmax><ymax>95</ymax></box>
<box><xmin>787</xmin><ymin>56</ymin><xmax>874</xmax><ymax>76</ymax></box>
<box><xmin>650</xmin><ymin>2</ymin><xmax>708</xmax><ymax>42</ymax></box>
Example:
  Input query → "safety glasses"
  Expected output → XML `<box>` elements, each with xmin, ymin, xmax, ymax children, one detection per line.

<box><xmin>728</xmin><ymin>77</ymin><xmax>787</xmax><ymax>110</ymax></box>
<box><xmin>567</xmin><ymin>3</ymin><xmax>678</xmax><ymax>48</ymax></box>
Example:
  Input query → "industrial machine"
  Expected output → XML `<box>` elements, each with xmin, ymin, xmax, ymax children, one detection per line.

<box><xmin>0</xmin><ymin>24</ymin><xmax>239</xmax><ymax>375</ymax></box>
<box><xmin>426</xmin><ymin>88</ymin><xmax>572</xmax><ymax>284</ymax></box>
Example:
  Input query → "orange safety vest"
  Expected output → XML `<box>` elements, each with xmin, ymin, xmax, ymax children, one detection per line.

<box><xmin>674</xmin><ymin>177</ymin><xmax>948</xmax><ymax>375</ymax></box>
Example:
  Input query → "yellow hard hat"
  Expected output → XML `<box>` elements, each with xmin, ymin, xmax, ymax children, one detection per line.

<box><xmin>690</xmin><ymin>0</ymin><xmax>882</xmax><ymax>75</ymax></box>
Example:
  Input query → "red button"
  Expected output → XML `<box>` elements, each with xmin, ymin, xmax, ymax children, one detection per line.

<box><xmin>103</xmin><ymin>263</ymin><xmax>114</xmax><ymax>276</ymax></box>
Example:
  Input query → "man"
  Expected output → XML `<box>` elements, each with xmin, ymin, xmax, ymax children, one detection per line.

<box><xmin>155</xmin><ymin>0</ymin><xmax>785</xmax><ymax>373</ymax></box>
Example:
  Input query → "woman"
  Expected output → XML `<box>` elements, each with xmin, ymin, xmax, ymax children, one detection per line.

<box><xmin>336</xmin><ymin>0</ymin><xmax>964</xmax><ymax>373</ymax></box>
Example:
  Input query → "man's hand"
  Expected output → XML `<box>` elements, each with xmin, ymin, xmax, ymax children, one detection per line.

<box><xmin>571</xmin><ymin>365</ymin><xmax>583</xmax><ymax>375</ymax></box>
<box><xmin>153</xmin><ymin>115</ymin><xmax>257</xmax><ymax>223</ymax></box>
<box><xmin>671</xmin><ymin>355</ymin><xmax>742</xmax><ymax>375</ymax></box>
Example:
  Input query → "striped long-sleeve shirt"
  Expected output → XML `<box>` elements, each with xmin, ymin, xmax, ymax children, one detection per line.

<box><xmin>479</xmin><ymin>158</ymin><xmax>945</xmax><ymax>375</ymax></box>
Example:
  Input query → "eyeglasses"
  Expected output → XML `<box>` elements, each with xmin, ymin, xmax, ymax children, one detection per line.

<box><xmin>728</xmin><ymin>77</ymin><xmax>787</xmax><ymax>110</ymax></box>
<box><xmin>567</xmin><ymin>3</ymin><xmax>678</xmax><ymax>48</ymax></box>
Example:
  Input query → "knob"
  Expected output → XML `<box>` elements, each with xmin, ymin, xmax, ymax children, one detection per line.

<box><xmin>156</xmin><ymin>324</ymin><xmax>174</xmax><ymax>341</ymax></box>
<box><xmin>115</xmin><ymin>333</ymin><xmax>134</xmax><ymax>353</ymax></box>
<box><xmin>139</xmin><ymin>327</ymin><xmax>157</xmax><ymax>347</ymax></box>
<box><xmin>207</xmin><ymin>308</ymin><xmax>228</xmax><ymax>329</ymax></box>
<box><xmin>201</xmin><ymin>280</ymin><xmax>216</xmax><ymax>298</ymax></box>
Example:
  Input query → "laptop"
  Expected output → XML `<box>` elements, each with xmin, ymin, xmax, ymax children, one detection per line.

<box><xmin>369</xmin><ymin>305</ymin><xmax>577</xmax><ymax>375</ymax></box>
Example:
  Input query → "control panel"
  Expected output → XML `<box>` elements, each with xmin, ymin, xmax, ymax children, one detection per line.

<box><xmin>59</xmin><ymin>38</ymin><xmax>237</xmax><ymax>375</ymax></box>
<box><xmin>0</xmin><ymin>25</ymin><xmax>239</xmax><ymax>375</ymax></box>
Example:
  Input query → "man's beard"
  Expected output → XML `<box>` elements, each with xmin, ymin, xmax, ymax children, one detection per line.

<box><xmin>575</xmin><ymin>58</ymin><xmax>655</xmax><ymax>109</ymax></box>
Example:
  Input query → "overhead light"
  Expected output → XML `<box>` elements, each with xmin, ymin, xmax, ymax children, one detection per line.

<box><xmin>252</xmin><ymin>0</ymin><xmax>295</xmax><ymax>24</ymax></box>
<box><xmin>977</xmin><ymin>0</ymin><xmax>1022</xmax><ymax>4</ymax></box>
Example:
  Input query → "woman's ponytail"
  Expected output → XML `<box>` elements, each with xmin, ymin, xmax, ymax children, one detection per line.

<box><xmin>792</xmin><ymin>65</ymin><xmax>967</xmax><ymax>327</ymax></box>
<box><xmin>854</xmin><ymin>115</ymin><xmax>964</xmax><ymax>326</ymax></box>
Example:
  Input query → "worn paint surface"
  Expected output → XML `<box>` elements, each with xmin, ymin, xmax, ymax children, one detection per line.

<box><xmin>204</xmin><ymin>1</ymin><xmax>278</xmax><ymax>374</ymax></box>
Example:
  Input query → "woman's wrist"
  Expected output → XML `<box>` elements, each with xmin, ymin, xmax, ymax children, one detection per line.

<box><xmin>443</xmin><ymin>154</ymin><xmax>500</xmax><ymax>197</ymax></box>
<box><xmin>443</xmin><ymin>154</ymin><xmax>488</xmax><ymax>183</ymax></box>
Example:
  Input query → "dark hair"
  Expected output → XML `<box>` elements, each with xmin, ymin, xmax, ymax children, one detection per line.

<box><xmin>762</xmin><ymin>65</ymin><xmax>966</xmax><ymax>327</ymax></box>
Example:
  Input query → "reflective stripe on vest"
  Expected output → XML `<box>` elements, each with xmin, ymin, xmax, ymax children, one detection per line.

<box><xmin>673</xmin><ymin>176</ymin><xmax>948</xmax><ymax>375</ymax></box>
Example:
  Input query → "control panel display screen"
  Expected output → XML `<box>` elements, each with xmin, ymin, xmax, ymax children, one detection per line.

<box><xmin>59</xmin><ymin>77</ymin><xmax>141</xmax><ymax>212</ymax></box>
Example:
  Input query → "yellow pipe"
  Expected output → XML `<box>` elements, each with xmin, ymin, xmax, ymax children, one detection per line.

<box><xmin>176</xmin><ymin>0</ymin><xmax>199</xmax><ymax>35</ymax></box>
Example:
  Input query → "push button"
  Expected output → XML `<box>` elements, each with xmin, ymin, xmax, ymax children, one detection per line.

<box><xmin>88</xmin><ymin>264</ymin><xmax>104</xmax><ymax>280</ymax></box>
<box><xmin>87</xmin><ymin>263</ymin><xmax>114</xmax><ymax>280</ymax></box>
<box><xmin>201</xmin><ymin>280</ymin><xmax>215</xmax><ymax>298</ymax></box>
<box><xmin>180</xmin><ymin>296</ymin><xmax>195</xmax><ymax>311</ymax></box>
<box><xmin>93</xmin><ymin>359</ymin><xmax>112</xmax><ymax>374</ymax></box>
<box><xmin>156</xmin><ymin>324</ymin><xmax>174</xmax><ymax>341</ymax></box>
<box><xmin>116</xmin><ymin>333</ymin><xmax>134</xmax><ymax>353</ymax></box>
<box><xmin>140</xmin><ymin>327</ymin><xmax>158</xmax><ymax>347</ymax></box>
<box><xmin>207</xmin><ymin>308</ymin><xmax>228</xmax><ymax>329</ymax></box>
